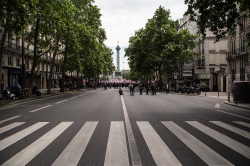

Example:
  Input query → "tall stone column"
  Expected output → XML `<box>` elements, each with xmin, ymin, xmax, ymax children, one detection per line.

<box><xmin>116</xmin><ymin>44</ymin><xmax>120</xmax><ymax>72</ymax></box>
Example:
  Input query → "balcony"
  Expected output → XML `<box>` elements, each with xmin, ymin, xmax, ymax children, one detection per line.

<box><xmin>0</xmin><ymin>39</ymin><xmax>34</xmax><ymax>56</ymax></box>
<box><xmin>227</xmin><ymin>48</ymin><xmax>249</xmax><ymax>60</ymax></box>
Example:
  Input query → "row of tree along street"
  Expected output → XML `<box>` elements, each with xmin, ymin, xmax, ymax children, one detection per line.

<box><xmin>125</xmin><ymin>1</ymin><xmax>250</xmax><ymax>89</ymax></box>
<box><xmin>0</xmin><ymin>0</ymin><xmax>115</xmax><ymax>95</ymax></box>
<box><xmin>125</xmin><ymin>6</ymin><xmax>197</xmax><ymax>89</ymax></box>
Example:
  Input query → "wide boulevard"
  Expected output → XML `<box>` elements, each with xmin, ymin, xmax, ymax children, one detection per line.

<box><xmin>0</xmin><ymin>88</ymin><xmax>250</xmax><ymax>166</ymax></box>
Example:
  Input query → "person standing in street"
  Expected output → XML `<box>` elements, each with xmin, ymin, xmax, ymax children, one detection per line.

<box><xmin>139</xmin><ymin>83</ymin><xmax>143</xmax><ymax>95</ymax></box>
<box><xmin>129</xmin><ymin>83</ymin><xmax>134</xmax><ymax>96</ymax></box>
<box><xmin>151</xmin><ymin>83</ymin><xmax>155</xmax><ymax>95</ymax></box>
<box><xmin>165</xmin><ymin>83</ymin><xmax>169</xmax><ymax>93</ymax></box>
<box><xmin>145</xmin><ymin>83</ymin><xmax>150</xmax><ymax>95</ymax></box>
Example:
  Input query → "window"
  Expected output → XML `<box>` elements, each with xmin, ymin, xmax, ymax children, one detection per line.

<box><xmin>56</xmin><ymin>66</ymin><xmax>59</xmax><ymax>72</ymax></box>
<box><xmin>202</xmin><ymin>42</ymin><xmax>204</xmax><ymax>55</ymax></box>
<box><xmin>240</xmin><ymin>17</ymin><xmax>246</xmax><ymax>32</ymax></box>
<box><xmin>240</xmin><ymin>36</ymin><xmax>245</xmax><ymax>53</ymax></box>
<box><xmin>16</xmin><ymin>58</ymin><xmax>20</xmax><ymax>67</ymax></box>
<box><xmin>231</xmin><ymin>40</ymin><xmax>236</xmax><ymax>55</ymax></box>
<box><xmin>26</xmin><ymin>60</ymin><xmax>29</xmax><ymax>69</ymax></box>
<box><xmin>42</xmin><ymin>63</ymin><xmax>44</xmax><ymax>71</ymax></box>
<box><xmin>231</xmin><ymin>61</ymin><xmax>236</xmax><ymax>82</ymax></box>
<box><xmin>210</xmin><ymin>68</ymin><xmax>215</xmax><ymax>73</ymax></box>
<box><xmin>240</xmin><ymin>60</ymin><xmax>245</xmax><ymax>81</ymax></box>
<box><xmin>8</xmin><ymin>56</ymin><xmax>13</xmax><ymax>66</ymax></box>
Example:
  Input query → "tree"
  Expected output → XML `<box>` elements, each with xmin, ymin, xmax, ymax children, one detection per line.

<box><xmin>185</xmin><ymin>0</ymin><xmax>250</xmax><ymax>44</ymax></box>
<box><xmin>125</xmin><ymin>6</ymin><xmax>196</xmax><ymax>86</ymax></box>
<box><xmin>0</xmin><ymin>0</ymin><xmax>36</xmax><ymax>92</ymax></box>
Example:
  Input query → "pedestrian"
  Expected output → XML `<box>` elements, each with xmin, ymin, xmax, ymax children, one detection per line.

<box><xmin>145</xmin><ymin>83</ymin><xmax>149</xmax><ymax>95</ymax></box>
<box><xmin>129</xmin><ymin>83</ymin><xmax>134</xmax><ymax>96</ymax></box>
<box><xmin>119</xmin><ymin>87</ymin><xmax>123</xmax><ymax>95</ymax></box>
<box><xmin>151</xmin><ymin>83</ymin><xmax>155</xmax><ymax>95</ymax></box>
<box><xmin>139</xmin><ymin>83</ymin><xmax>143</xmax><ymax>95</ymax></box>
<box><xmin>165</xmin><ymin>83</ymin><xmax>169</xmax><ymax>93</ymax></box>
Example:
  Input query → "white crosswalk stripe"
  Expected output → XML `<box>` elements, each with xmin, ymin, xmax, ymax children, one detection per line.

<box><xmin>104</xmin><ymin>121</ymin><xmax>129</xmax><ymax>166</ymax></box>
<box><xmin>162</xmin><ymin>121</ymin><xmax>233</xmax><ymax>166</ymax></box>
<box><xmin>0</xmin><ymin>115</ymin><xmax>22</xmax><ymax>124</ymax></box>
<box><xmin>0</xmin><ymin>122</ymin><xmax>48</xmax><ymax>151</ymax></box>
<box><xmin>2</xmin><ymin>122</ymin><xmax>73</xmax><ymax>166</ymax></box>
<box><xmin>211</xmin><ymin>121</ymin><xmax>250</xmax><ymax>139</ymax></box>
<box><xmin>233</xmin><ymin>121</ymin><xmax>250</xmax><ymax>128</ymax></box>
<box><xmin>187</xmin><ymin>121</ymin><xmax>250</xmax><ymax>159</ymax></box>
<box><xmin>52</xmin><ymin>121</ymin><xmax>98</xmax><ymax>166</ymax></box>
<box><xmin>0</xmin><ymin>120</ymin><xmax>249</xmax><ymax>165</ymax></box>
<box><xmin>0</xmin><ymin>122</ymin><xmax>26</xmax><ymax>134</ymax></box>
<box><xmin>137</xmin><ymin>121</ymin><xmax>181</xmax><ymax>166</ymax></box>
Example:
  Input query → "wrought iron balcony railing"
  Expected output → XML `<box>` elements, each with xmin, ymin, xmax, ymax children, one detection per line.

<box><xmin>0</xmin><ymin>39</ymin><xmax>34</xmax><ymax>56</ymax></box>
<box><xmin>227</xmin><ymin>48</ymin><xmax>248</xmax><ymax>59</ymax></box>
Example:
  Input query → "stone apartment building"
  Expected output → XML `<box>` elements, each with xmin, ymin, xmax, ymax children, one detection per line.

<box><xmin>0</xmin><ymin>27</ymin><xmax>62</xmax><ymax>91</ymax></box>
<box><xmin>227</xmin><ymin>14</ymin><xmax>250</xmax><ymax>90</ymax></box>
<box><xmin>179</xmin><ymin>15</ymin><xmax>229</xmax><ymax>92</ymax></box>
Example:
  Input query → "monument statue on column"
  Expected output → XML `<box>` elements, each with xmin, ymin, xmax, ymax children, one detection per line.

<box><xmin>115</xmin><ymin>41</ymin><xmax>121</xmax><ymax>79</ymax></box>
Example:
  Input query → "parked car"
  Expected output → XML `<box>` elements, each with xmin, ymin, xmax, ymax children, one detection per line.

<box><xmin>196</xmin><ymin>84</ymin><xmax>210</xmax><ymax>92</ymax></box>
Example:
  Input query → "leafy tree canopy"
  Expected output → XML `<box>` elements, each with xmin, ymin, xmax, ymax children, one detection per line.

<box><xmin>185</xmin><ymin>0</ymin><xmax>250</xmax><ymax>44</ymax></box>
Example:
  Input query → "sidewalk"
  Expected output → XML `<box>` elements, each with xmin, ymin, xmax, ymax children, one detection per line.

<box><xmin>0</xmin><ymin>88</ymin><xmax>94</xmax><ymax>109</ymax></box>
<box><xmin>200</xmin><ymin>91</ymin><xmax>250</xmax><ymax>110</ymax></box>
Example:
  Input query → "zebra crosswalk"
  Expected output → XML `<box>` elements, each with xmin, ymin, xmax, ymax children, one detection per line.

<box><xmin>0</xmin><ymin>120</ymin><xmax>250</xmax><ymax>165</ymax></box>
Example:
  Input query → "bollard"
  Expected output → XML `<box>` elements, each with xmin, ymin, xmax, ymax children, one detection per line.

<box><xmin>205</xmin><ymin>91</ymin><xmax>206</xmax><ymax>96</ymax></box>
<box><xmin>218</xmin><ymin>87</ymin><xmax>219</xmax><ymax>97</ymax></box>
<box><xmin>228</xmin><ymin>92</ymin><xmax>230</xmax><ymax>102</ymax></box>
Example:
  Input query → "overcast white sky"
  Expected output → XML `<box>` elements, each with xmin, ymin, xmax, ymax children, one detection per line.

<box><xmin>94</xmin><ymin>0</ymin><xmax>188</xmax><ymax>70</ymax></box>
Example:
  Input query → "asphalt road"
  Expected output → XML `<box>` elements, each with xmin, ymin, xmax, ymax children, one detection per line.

<box><xmin>0</xmin><ymin>88</ymin><xmax>250</xmax><ymax>166</ymax></box>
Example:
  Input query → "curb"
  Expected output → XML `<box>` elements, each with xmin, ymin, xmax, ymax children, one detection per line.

<box><xmin>224</xmin><ymin>101</ymin><xmax>250</xmax><ymax>110</ymax></box>
<box><xmin>0</xmin><ymin>88</ymin><xmax>94</xmax><ymax>110</ymax></box>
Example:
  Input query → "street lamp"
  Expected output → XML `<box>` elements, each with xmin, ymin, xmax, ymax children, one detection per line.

<box><xmin>122</xmin><ymin>62</ymin><xmax>125</xmax><ymax>80</ymax></box>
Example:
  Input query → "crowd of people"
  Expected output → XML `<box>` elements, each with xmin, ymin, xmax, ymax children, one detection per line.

<box><xmin>101</xmin><ymin>81</ymin><xmax>170</xmax><ymax>96</ymax></box>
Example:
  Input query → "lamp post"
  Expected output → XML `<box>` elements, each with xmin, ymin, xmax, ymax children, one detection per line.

<box><xmin>122</xmin><ymin>62</ymin><xmax>125</xmax><ymax>80</ymax></box>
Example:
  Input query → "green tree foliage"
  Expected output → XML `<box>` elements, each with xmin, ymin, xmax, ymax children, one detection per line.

<box><xmin>185</xmin><ymin>0</ymin><xmax>250</xmax><ymax>44</ymax></box>
<box><xmin>125</xmin><ymin>6</ymin><xmax>196</xmax><ymax>85</ymax></box>
<box><xmin>1</xmin><ymin>0</ymin><xmax>114</xmax><ymax>92</ymax></box>
<box><xmin>0</xmin><ymin>0</ymin><xmax>36</xmax><ymax>92</ymax></box>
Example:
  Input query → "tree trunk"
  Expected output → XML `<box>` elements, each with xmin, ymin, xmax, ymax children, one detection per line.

<box><xmin>47</xmin><ymin>37</ymin><xmax>59</xmax><ymax>94</ymax></box>
<box><xmin>0</xmin><ymin>26</ymin><xmax>7</xmax><ymax>93</ymax></box>
<box><xmin>0</xmin><ymin>6</ymin><xmax>11</xmax><ymax>93</ymax></box>
<box><xmin>60</xmin><ymin>42</ymin><xmax>68</xmax><ymax>92</ymax></box>
<box><xmin>29</xmin><ymin>14</ymin><xmax>41</xmax><ymax>93</ymax></box>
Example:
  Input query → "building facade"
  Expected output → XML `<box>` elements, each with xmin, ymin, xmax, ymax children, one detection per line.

<box><xmin>179</xmin><ymin>15</ymin><xmax>229</xmax><ymax>92</ymax></box>
<box><xmin>0</xmin><ymin>29</ymin><xmax>61</xmax><ymax>91</ymax></box>
<box><xmin>227</xmin><ymin>14</ymin><xmax>250</xmax><ymax>91</ymax></box>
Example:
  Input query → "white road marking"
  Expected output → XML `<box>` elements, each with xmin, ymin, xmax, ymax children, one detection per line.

<box><xmin>121</xmin><ymin>95</ymin><xmax>142</xmax><ymax>166</ymax></box>
<box><xmin>137</xmin><ymin>121</ymin><xmax>181</xmax><ymax>166</ymax></box>
<box><xmin>0</xmin><ymin>115</ymin><xmax>21</xmax><ymax>124</ymax></box>
<box><xmin>215</xmin><ymin>103</ymin><xmax>220</xmax><ymax>108</ymax></box>
<box><xmin>215</xmin><ymin>110</ymin><xmax>250</xmax><ymax>120</ymax></box>
<box><xmin>210</xmin><ymin>121</ymin><xmax>250</xmax><ymax>139</ymax></box>
<box><xmin>187</xmin><ymin>121</ymin><xmax>250</xmax><ymax>159</ymax></box>
<box><xmin>2</xmin><ymin>122</ymin><xmax>72</xmax><ymax>166</ymax></box>
<box><xmin>0</xmin><ymin>122</ymin><xmax>48</xmax><ymax>151</ymax></box>
<box><xmin>30</xmin><ymin>105</ymin><xmax>52</xmax><ymax>113</ymax></box>
<box><xmin>104</xmin><ymin>121</ymin><xmax>129</xmax><ymax>166</ymax></box>
<box><xmin>0</xmin><ymin>122</ymin><xmax>26</xmax><ymax>134</ymax></box>
<box><xmin>56</xmin><ymin>99</ymin><xmax>68</xmax><ymax>104</ymax></box>
<box><xmin>162</xmin><ymin>121</ymin><xmax>233</xmax><ymax>166</ymax></box>
<box><xmin>52</xmin><ymin>121</ymin><xmax>98</xmax><ymax>166</ymax></box>
<box><xmin>70</xmin><ymin>96</ymin><xmax>78</xmax><ymax>99</ymax></box>
<box><xmin>233</xmin><ymin>121</ymin><xmax>250</xmax><ymax>128</ymax></box>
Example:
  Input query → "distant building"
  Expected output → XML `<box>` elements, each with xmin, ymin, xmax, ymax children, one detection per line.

<box><xmin>227</xmin><ymin>13</ymin><xmax>250</xmax><ymax>90</ymax></box>
<box><xmin>179</xmin><ymin>15</ymin><xmax>229</xmax><ymax>92</ymax></box>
